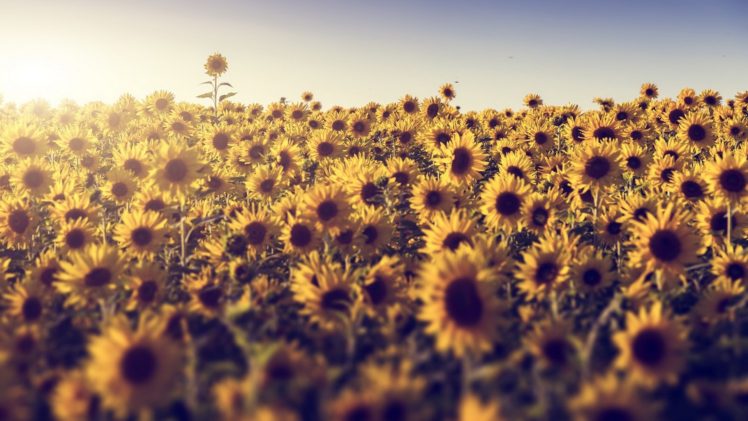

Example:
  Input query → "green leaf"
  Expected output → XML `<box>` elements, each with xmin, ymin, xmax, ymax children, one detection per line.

<box><xmin>196</xmin><ymin>93</ymin><xmax>213</xmax><ymax>99</ymax></box>
<box><xmin>200</xmin><ymin>81</ymin><xmax>213</xmax><ymax>85</ymax></box>
<box><xmin>219</xmin><ymin>92</ymin><xmax>237</xmax><ymax>101</ymax></box>
<box><xmin>219</xmin><ymin>82</ymin><xmax>233</xmax><ymax>88</ymax></box>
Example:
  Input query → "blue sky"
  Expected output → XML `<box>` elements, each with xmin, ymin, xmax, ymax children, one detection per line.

<box><xmin>0</xmin><ymin>0</ymin><xmax>746</xmax><ymax>110</ymax></box>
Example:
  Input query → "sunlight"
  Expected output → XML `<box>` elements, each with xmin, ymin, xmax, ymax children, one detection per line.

<box><xmin>3</xmin><ymin>53</ymin><xmax>75</xmax><ymax>103</ymax></box>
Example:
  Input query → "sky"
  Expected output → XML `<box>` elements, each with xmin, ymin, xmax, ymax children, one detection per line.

<box><xmin>0</xmin><ymin>0</ymin><xmax>746</xmax><ymax>111</ymax></box>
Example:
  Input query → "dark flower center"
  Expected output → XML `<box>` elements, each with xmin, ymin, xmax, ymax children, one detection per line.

<box><xmin>317</xmin><ymin>142</ymin><xmax>334</xmax><ymax>157</ymax></box>
<box><xmin>137</xmin><ymin>281</ymin><xmax>158</xmax><ymax>303</ymax></box>
<box><xmin>8</xmin><ymin>210</ymin><xmax>30</xmax><ymax>234</ymax></box>
<box><xmin>606</xmin><ymin>221</ymin><xmax>622</xmax><ymax>235</ymax></box>
<box><xmin>124</xmin><ymin>159</ymin><xmax>143</xmax><ymax>175</ymax></box>
<box><xmin>680</xmin><ymin>180</ymin><xmax>703</xmax><ymax>199</ymax></box>
<box><xmin>362</xmin><ymin>225</ymin><xmax>378</xmax><ymax>244</ymax></box>
<box><xmin>534</xmin><ymin>132</ymin><xmax>548</xmax><ymax>145</ymax></box>
<box><xmin>199</xmin><ymin>285</ymin><xmax>223</xmax><ymax>308</ymax></box>
<box><xmin>131</xmin><ymin>227</ymin><xmax>153</xmax><ymax>247</ymax></box>
<box><xmin>648</xmin><ymin>230</ymin><xmax>681</xmax><ymax>262</ymax></box>
<box><xmin>23</xmin><ymin>169</ymin><xmax>44</xmax><ymax>188</ymax></box>
<box><xmin>321</xmin><ymin>288</ymin><xmax>351</xmax><ymax>312</ymax></box>
<box><xmin>317</xmin><ymin>200</ymin><xmax>338</xmax><ymax>221</ymax></box>
<box><xmin>532</xmin><ymin>208</ymin><xmax>549</xmax><ymax>227</ymax></box>
<box><xmin>444</xmin><ymin>277</ymin><xmax>483</xmax><ymax>327</ymax></box>
<box><xmin>542</xmin><ymin>338</ymin><xmax>568</xmax><ymax>366</ymax></box>
<box><xmin>66</xmin><ymin>229</ymin><xmax>86</xmax><ymax>249</ymax></box>
<box><xmin>495</xmin><ymin>192</ymin><xmax>521</xmax><ymax>216</ymax></box>
<box><xmin>442</xmin><ymin>232</ymin><xmax>470</xmax><ymax>251</ymax></box>
<box><xmin>22</xmin><ymin>297</ymin><xmax>42</xmax><ymax>321</ymax></box>
<box><xmin>364</xmin><ymin>275</ymin><xmax>388</xmax><ymax>305</ymax></box>
<box><xmin>719</xmin><ymin>169</ymin><xmax>746</xmax><ymax>193</ymax></box>
<box><xmin>593</xmin><ymin>127</ymin><xmax>615</xmax><ymax>140</ymax></box>
<box><xmin>13</xmin><ymin>137</ymin><xmax>36</xmax><ymax>155</ymax></box>
<box><xmin>632</xmin><ymin>328</ymin><xmax>667</xmax><ymax>367</ymax></box>
<box><xmin>626</xmin><ymin>156</ymin><xmax>641</xmax><ymax>170</ymax></box>
<box><xmin>290</xmin><ymin>224</ymin><xmax>312</xmax><ymax>247</ymax></box>
<box><xmin>120</xmin><ymin>345</ymin><xmax>158</xmax><ymax>385</ymax></box>
<box><xmin>84</xmin><ymin>268</ymin><xmax>112</xmax><ymax>287</ymax></box>
<box><xmin>535</xmin><ymin>262</ymin><xmax>558</xmax><ymax>285</ymax></box>
<box><xmin>164</xmin><ymin>159</ymin><xmax>188</xmax><ymax>182</ymax></box>
<box><xmin>585</xmin><ymin>156</ymin><xmax>611</xmax><ymax>179</ymax></box>
<box><xmin>726</xmin><ymin>263</ymin><xmax>745</xmax><ymax>280</ymax></box>
<box><xmin>244</xmin><ymin>222</ymin><xmax>267</xmax><ymax>245</ymax></box>
<box><xmin>212</xmin><ymin>133</ymin><xmax>230</xmax><ymax>150</ymax></box>
<box><xmin>425</xmin><ymin>191</ymin><xmax>443</xmax><ymax>207</ymax></box>
<box><xmin>688</xmin><ymin>125</ymin><xmax>707</xmax><ymax>141</ymax></box>
<box><xmin>451</xmin><ymin>147</ymin><xmax>472</xmax><ymax>175</ymax></box>
<box><xmin>582</xmin><ymin>268</ymin><xmax>602</xmax><ymax>287</ymax></box>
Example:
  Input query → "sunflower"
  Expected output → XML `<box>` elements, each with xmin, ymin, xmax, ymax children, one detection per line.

<box><xmin>150</xmin><ymin>141</ymin><xmax>203</xmax><ymax>202</ymax></box>
<box><xmin>562</xmin><ymin>117</ymin><xmax>587</xmax><ymax>144</ymax></box>
<box><xmin>439</xmin><ymin>83</ymin><xmax>456</xmax><ymax>101</ymax></box>
<box><xmin>291</xmin><ymin>252</ymin><xmax>359</xmax><ymax>330</ymax></box>
<box><xmin>28</xmin><ymin>250</ymin><xmax>61</xmax><ymax>288</ymax></box>
<box><xmin>678</xmin><ymin>87</ymin><xmax>698</xmax><ymax>108</ymax></box>
<box><xmin>228</xmin><ymin>205</ymin><xmax>278</xmax><ymax>256</ymax></box>
<box><xmin>693</xmin><ymin>278</ymin><xmax>744</xmax><ymax>324</ymax></box>
<box><xmin>704</xmin><ymin>153</ymin><xmax>748</xmax><ymax>205</ymax></box>
<box><xmin>523</xmin><ymin>93</ymin><xmax>543</xmax><ymax>108</ymax></box>
<box><xmin>300</xmin><ymin>183</ymin><xmax>351</xmax><ymax>234</ymax></box>
<box><xmin>670</xmin><ymin>165</ymin><xmax>709</xmax><ymax>203</ymax></box>
<box><xmin>516</xmin><ymin>233</ymin><xmax>573</xmax><ymax>300</ymax></box>
<box><xmin>418</xmin><ymin>247</ymin><xmax>500</xmax><ymax>357</ymax></box>
<box><xmin>56</xmin><ymin>218</ymin><xmax>96</xmax><ymax>252</ymax></box>
<box><xmin>125</xmin><ymin>262</ymin><xmax>167</xmax><ymax>311</ymax></box>
<box><xmin>143</xmin><ymin>90</ymin><xmax>175</xmax><ymax>116</ymax></box>
<box><xmin>434</xmin><ymin>131</ymin><xmax>487</xmax><ymax>186</ymax></box>
<box><xmin>521</xmin><ymin>192</ymin><xmax>559</xmax><ymax>235</ymax></box>
<box><xmin>640</xmin><ymin>82</ymin><xmax>659</xmax><ymax>99</ymax></box>
<box><xmin>86</xmin><ymin>315</ymin><xmax>183</xmax><ymax>417</ymax></box>
<box><xmin>629</xmin><ymin>203</ymin><xmax>700</xmax><ymax>286</ymax></box>
<box><xmin>360</xmin><ymin>255</ymin><xmax>406</xmax><ymax>315</ymax></box>
<box><xmin>12</xmin><ymin>158</ymin><xmax>52</xmax><ymax>197</ymax></box>
<box><xmin>410</xmin><ymin>176</ymin><xmax>455</xmax><ymax>223</ymax></box>
<box><xmin>56</xmin><ymin>244</ymin><xmax>125</xmax><ymax>307</ymax></box>
<box><xmin>646</xmin><ymin>155</ymin><xmax>680</xmax><ymax>187</ymax></box>
<box><xmin>711</xmin><ymin>244</ymin><xmax>748</xmax><ymax>286</ymax></box>
<box><xmin>619</xmin><ymin>141</ymin><xmax>650</xmax><ymax>177</ymax></box>
<box><xmin>132</xmin><ymin>183</ymin><xmax>173</xmax><ymax>215</ymax></box>
<box><xmin>103</xmin><ymin>168</ymin><xmax>137</xmax><ymax>203</ymax></box>
<box><xmin>272</xmin><ymin>137</ymin><xmax>303</xmax><ymax>177</ymax></box>
<box><xmin>205</xmin><ymin>52</ymin><xmax>228</xmax><ymax>76</ymax></box>
<box><xmin>246</xmin><ymin>165</ymin><xmax>284</xmax><ymax>201</ymax></box>
<box><xmin>677</xmin><ymin>111</ymin><xmax>715</xmax><ymax>150</ymax></box>
<box><xmin>202</xmin><ymin>122</ymin><xmax>236</xmax><ymax>155</ymax></box>
<box><xmin>280</xmin><ymin>217</ymin><xmax>320</xmax><ymax>255</ymax></box>
<box><xmin>1</xmin><ymin>120</ymin><xmax>47</xmax><ymax>159</ymax></box>
<box><xmin>355</xmin><ymin>207</ymin><xmax>393</xmax><ymax>255</ymax></box>
<box><xmin>203</xmin><ymin>167</ymin><xmax>237</xmax><ymax>196</ymax></box>
<box><xmin>498</xmin><ymin>150</ymin><xmax>535</xmax><ymax>182</ymax></box>
<box><xmin>113</xmin><ymin>210</ymin><xmax>168</xmax><ymax>259</ymax></box>
<box><xmin>571</xmin><ymin>374</ymin><xmax>653</xmax><ymax>421</ymax></box>
<box><xmin>113</xmin><ymin>142</ymin><xmax>151</xmax><ymax>179</ymax></box>
<box><xmin>2</xmin><ymin>278</ymin><xmax>49</xmax><ymax>324</ymax></box>
<box><xmin>385</xmin><ymin>156</ymin><xmax>418</xmax><ymax>188</ymax></box>
<box><xmin>524</xmin><ymin>320</ymin><xmax>578</xmax><ymax>370</ymax></box>
<box><xmin>569</xmin><ymin>141</ymin><xmax>622</xmax><ymax>194</ymax></box>
<box><xmin>480</xmin><ymin>174</ymin><xmax>532</xmax><ymax>232</ymax></box>
<box><xmin>421</xmin><ymin>209</ymin><xmax>477</xmax><ymax>256</ymax></box>
<box><xmin>308</xmin><ymin>129</ymin><xmax>344</xmax><ymax>162</ymax></box>
<box><xmin>57</xmin><ymin>124</ymin><xmax>96</xmax><ymax>156</ymax></box>
<box><xmin>0</xmin><ymin>197</ymin><xmax>36</xmax><ymax>249</ymax></box>
<box><xmin>613</xmin><ymin>301</ymin><xmax>688</xmax><ymax>386</ymax></box>
<box><xmin>584</xmin><ymin>113</ymin><xmax>621</xmax><ymax>142</ymax></box>
<box><xmin>523</xmin><ymin>118</ymin><xmax>556</xmax><ymax>152</ymax></box>
<box><xmin>695</xmin><ymin>198</ymin><xmax>746</xmax><ymax>249</ymax></box>
<box><xmin>569</xmin><ymin>246</ymin><xmax>615</xmax><ymax>293</ymax></box>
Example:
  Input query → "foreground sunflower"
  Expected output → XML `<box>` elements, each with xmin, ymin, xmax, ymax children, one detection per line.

<box><xmin>480</xmin><ymin>174</ymin><xmax>532</xmax><ymax>232</ymax></box>
<box><xmin>628</xmin><ymin>203</ymin><xmax>701</xmax><ymax>287</ymax></box>
<box><xmin>418</xmin><ymin>247</ymin><xmax>501</xmax><ymax>357</ymax></box>
<box><xmin>150</xmin><ymin>141</ymin><xmax>203</xmax><ymax>202</ymax></box>
<box><xmin>86</xmin><ymin>315</ymin><xmax>183</xmax><ymax>417</ymax></box>
<box><xmin>113</xmin><ymin>209</ymin><xmax>169</xmax><ymax>259</ymax></box>
<box><xmin>56</xmin><ymin>244</ymin><xmax>125</xmax><ymax>307</ymax></box>
<box><xmin>613</xmin><ymin>301</ymin><xmax>688</xmax><ymax>386</ymax></box>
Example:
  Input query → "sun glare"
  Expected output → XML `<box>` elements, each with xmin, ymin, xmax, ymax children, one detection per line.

<box><xmin>4</xmin><ymin>54</ymin><xmax>75</xmax><ymax>104</ymax></box>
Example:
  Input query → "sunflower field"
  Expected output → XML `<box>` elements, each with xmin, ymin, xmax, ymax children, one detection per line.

<box><xmin>1</xmin><ymin>54</ymin><xmax>748</xmax><ymax>421</ymax></box>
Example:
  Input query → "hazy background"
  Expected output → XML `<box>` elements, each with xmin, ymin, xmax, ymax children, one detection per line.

<box><xmin>1</xmin><ymin>0</ymin><xmax>746</xmax><ymax>110</ymax></box>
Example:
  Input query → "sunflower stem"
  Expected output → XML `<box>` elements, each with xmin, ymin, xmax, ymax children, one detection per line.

<box><xmin>581</xmin><ymin>294</ymin><xmax>621</xmax><ymax>379</ymax></box>
<box><xmin>179</xmin><ymin>204</ymin><xmax>186</xmax><ymax>267</ymax></box>
<box><xmin>727</xmin><ymin>201</ymin><xmax>732</xmax><ymax>247</ymax></box>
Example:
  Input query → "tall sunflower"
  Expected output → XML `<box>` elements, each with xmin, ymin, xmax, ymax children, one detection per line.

<box><xmin>418</xmin><ymin>247</ymin><xmax>501</xmax><ymax>357</ymax></box>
